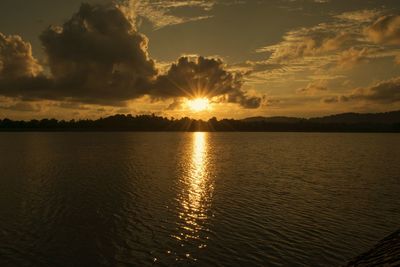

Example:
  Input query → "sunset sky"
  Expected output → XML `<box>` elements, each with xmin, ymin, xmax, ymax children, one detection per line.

<box><xmin>1</xmin><ymin>0</ymin><xmax>400</xmax><ymax>119</ymax></box>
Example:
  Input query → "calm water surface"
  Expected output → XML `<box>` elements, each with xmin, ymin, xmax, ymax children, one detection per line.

<box><xmin>0</xmin><ymin>132</ymin><xmax>399</xmax><ymax>266</ymax></box>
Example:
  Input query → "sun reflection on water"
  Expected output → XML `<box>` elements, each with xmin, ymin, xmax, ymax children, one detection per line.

<box><xmin>173</xmin><ymin>132</ymin><xmax>214</xmax><ymax>253</ymax></box>
<box><xmin>186</xmin><ymin>132</ymin><xmax>207</xmax><ymax>214</ymax></box>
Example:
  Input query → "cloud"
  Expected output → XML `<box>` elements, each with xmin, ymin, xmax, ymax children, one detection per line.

<box><xmin>230</xmin><ymin>61</ymin><xmax>283</xmax><ymax>75</ymax></box>
<box><xmin>258</xmin><ymin>26</ymin><xmax>355</xmax><ymax>62</ymax></box>
<box><xmin>0</xmin><ymin>33</ymin><xmax>42</xmax><ymax>79</ymax></box>
<box><xmin>337</xmin><ymin>47</ymin><xmax>370</xmax><ymax>68</ymax></box>
<box><xmin>55</xmin><ymin>102</ymin><xmax>90</xmax><ymax>110</ymax></box>
<box><xmin>297</xmin><ymin>81</ymin><xmax>328</xmax><ymax>95</ymax></box>
<box><xmin>166</xmin><ymin>98</ymin><xmax>186</xmax><ymax>110</ymax></box>
<box><xmin>0</xmin><ymin>102</ymin><xmax>41</xmax><ymax>112</ymax></box>
<box><xmin>341</xmin><ymin>77</ymin><xmax>400</xmax><ymax>104</ymax></box>
<box><xmin>253</xmin><ymin>23</ymin><xmax>357</xmax><ymax>82</ymax></box>
<box><xmin>395</xmin><ymin>54</ymin><xmax>400</xmax><ymax>64</ymax></box>
<box><xmin>153</xmin><ymin>56</ymin><xmax>262</xmax><ymax>108</ymax></box>
<box><xmin>365</xmin><ymin>15</ymin><xmax>400</xmax><ymax>45</ymax></box>
<box><xmin>0</xmin><ymin>3</ymin><xmax>260</xmax><ymax>110</ymax></box>
<box><xmin>322</xmin><ymin>96</ymin><xmax>339</xmax><ymax>103</ymax></box>
<box><xmin>253</xmin><ymin>8</ymin><xmax>400</xmax><ymax>86</ymax></box>
<box><xmin>120</xmin><ymin>0</ymin><xmax>215</xmax><ymax>29</ymax></box>
<box><xmin>336</xmin><ymin>9</ymin><xmax>380</xmax><ymax>23</ymax></box>
<box><xmin>39</xmin><ymin>3</ymin><xmax>157</xmax><ymax>103</ymax></box>
<box><xmin>0</xmin><ymin>3</ymin><xmax>156</xmax><ymax>105</ymax></box>
<box><xmin>254</xmin><ymin>15</ymin><xmax>371</xmax><ymax>80</ymax></box>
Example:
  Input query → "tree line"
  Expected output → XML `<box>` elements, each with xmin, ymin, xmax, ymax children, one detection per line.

<box><xmin>1</xmin><ymin>114</ymin><xmax>400</xmax><ymax>132</ymax></box>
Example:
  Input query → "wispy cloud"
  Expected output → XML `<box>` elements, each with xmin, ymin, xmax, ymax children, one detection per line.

<box><xmin>250</xmin><ymin>8</ymin><xmax>399</xmax><ymax>83</ymax></box>
<box><xmin>119</xmin><ymin>0</ymin><xmax>215</xmax><ymax>29</ymax></box>
<box><xmin>364</xmin><ymin>14</ymin><xmax>400</xmax><ymax>45</ymax></box>
<box><xmin>335</xmin><ymin>9</ymin><xmax>381</xmax><ymax>22</ymax></box>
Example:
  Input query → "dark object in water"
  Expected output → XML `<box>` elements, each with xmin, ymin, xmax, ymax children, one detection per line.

<box><xmin>346</xmin><ymin>229</ymin><xmax>400</xmax><ymax>266</ymax></box>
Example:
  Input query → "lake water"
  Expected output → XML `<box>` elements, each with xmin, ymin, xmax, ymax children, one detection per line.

<box><xmin>0</xmin><ymin>132</ymin><xmax>399</xmax><ymax>266</ymax></box>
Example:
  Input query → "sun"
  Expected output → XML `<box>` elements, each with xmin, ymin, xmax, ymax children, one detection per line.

<box><xmin>187</xmin><ymin>98</ymin><xmax>210</xmax><ymax>112</ymax></box>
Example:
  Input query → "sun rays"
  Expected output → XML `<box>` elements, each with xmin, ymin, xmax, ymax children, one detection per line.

<box><xmin>187</xmin><ymin>98</ymin><xmax>210</xmax><ymax>112</ymax></box>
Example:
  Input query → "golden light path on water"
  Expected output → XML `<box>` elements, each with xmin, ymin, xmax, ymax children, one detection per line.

<box><xmin>172</xmin><ymin>132</ymin><xmax>214</xmax><ymax>259</ymax></box>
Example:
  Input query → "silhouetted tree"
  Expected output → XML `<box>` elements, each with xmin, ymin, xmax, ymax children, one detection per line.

<box><xmin>1</xmin><ymin>111</ymin><xmax>400</xmax><ymax>132</ymax></box>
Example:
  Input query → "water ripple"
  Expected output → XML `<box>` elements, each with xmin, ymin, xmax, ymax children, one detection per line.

<box><xmin>0</xmin><ymin>132</ymin><xmax>399</xmax><ymax>266</ymax></box>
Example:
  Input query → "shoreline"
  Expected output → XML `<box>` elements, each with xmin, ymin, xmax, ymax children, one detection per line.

<box><xmin>0</xmin><ymin>129</ymin><xmax>400</xmax><ymax>133</ymax></box>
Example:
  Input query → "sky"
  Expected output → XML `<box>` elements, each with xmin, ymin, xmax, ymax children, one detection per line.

<box><xmin>0</xmin><ymin>0</ymin><xmax>400</xmax><ymax>120</ymax></box>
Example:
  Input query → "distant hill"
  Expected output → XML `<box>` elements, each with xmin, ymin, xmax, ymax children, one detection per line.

<box><xmin>309</xmin><ymin>111</ymin><xmax>400</xmax><ymax>124</ymax></box>
<box><xmin>243</xmin><ymin>110</ymin><xmax>400</xmax><ymax>125</ymax></box>
<box><xmin>242</xmin><ymin>116</ymin><xmax>305</xmax><ymax>123</ymax></box>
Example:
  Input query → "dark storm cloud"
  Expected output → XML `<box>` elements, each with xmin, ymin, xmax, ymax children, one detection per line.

<box><xmin>0</xmin><ymin>74</ymin><xmax>54</xmax><ymax>100</ymax></box>
<box><xmin>0</xmin><ymin>3</ymin><xmax>260</xmax><ymax>109</ymax></box>
<box><xmin>152</xmin><ymin>56</ymin><xmax>262</xmax><ymax>108</ymax></box>
<box><xmin>0</xmin><ymin>3</ymin><xmax>156</xmax><ymax>104</ymax></box>
<box><xmin>341</xmin><ymin>77</ymin><xmax>400</xmax><ymax>103</ymax></box>
<box><xmin>39</xmin><ymin>2</ymin><xmax>157</xmax><ymax>102</ymax></box>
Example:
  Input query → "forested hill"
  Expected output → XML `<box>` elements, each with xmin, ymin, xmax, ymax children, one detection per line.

<box><xmin>1</xmin><ymin>111</ymin><xmax>400</xmax><ymax>132</ymax></box>
<box><xmin>244</xmin><ymin>110</ymin><xmax>400</xmax><ymax>124</ymax></box>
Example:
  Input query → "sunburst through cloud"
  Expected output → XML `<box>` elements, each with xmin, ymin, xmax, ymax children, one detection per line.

<box><xmin>0</xmin><ymin>1</ymin><xmax>400</xmax><ymax>266</ymax></box>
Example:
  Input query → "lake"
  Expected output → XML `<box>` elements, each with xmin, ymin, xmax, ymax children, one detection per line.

<box><xmin>0</xmin><ymin>132</ymin><xmax>399</xmax><ymax>266</ymax></box>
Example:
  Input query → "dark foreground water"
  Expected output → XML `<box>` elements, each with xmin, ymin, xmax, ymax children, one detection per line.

<box><xmin>0</xmin><ymin>132</ymin><xmax>399</xmax><ymax>266</ymax></box>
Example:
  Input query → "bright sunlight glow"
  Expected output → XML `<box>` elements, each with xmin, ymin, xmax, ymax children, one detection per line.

<box><xmin>187</xmin><ymin>98</ymin><xmax>210</xmax><ymax>112</ymax></box>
